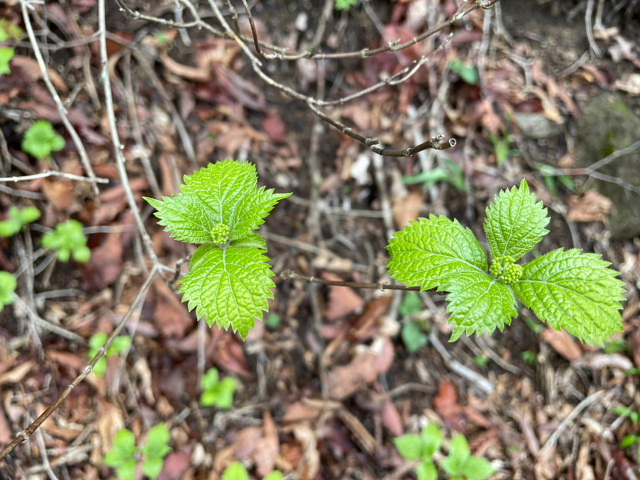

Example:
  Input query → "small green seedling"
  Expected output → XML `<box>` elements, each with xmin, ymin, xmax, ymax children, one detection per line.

<box><xmin>0</xmin><ymin>206</ymin><xmax>41</xmax><ymax>237</ymax></box>
<box><xmin>335</xmin><ymin>0</ymin><xmax>358</xmax><ymax>11</ymax></box>
<box><xmin>265</xmin><ymin>312</ymin><xmax>282</xmax><ymax>330</ymax></box>
<box><xmin>0</xmin><ymin>18</ymin><xmax>23</xmax><ymax>76</ymax></box>
<box><xmin>146</xmin><ymin>160</ymin><xmax>291</xmax><ymax>339</ymax></box>
<box><xmin>615</xmin><ymin>406</ymin><xmax>640</xmax><ymax>461</ymax></box>
<box><xmin>536</xmin><ymin>163</ymin><xmax>575</xmax><ymax>197</ymax></box>
<box><xmin>104</xmin><ymin>423</ymin><xmax>172</xmax><ymax>480</ymax></box>
<box><xmin>387</xmin><ymin>180</ymin><xmax>626</xmax><ymax>345</ymax></box>
<box><xmin>449</xmin><ymin>59</ymin><xmax>479</xmax><ymax>85</ymax></box>
<box><xmin>88</xmin><ymin>332</ymin><xmax>132</xmax><ymax>377</ymax></box>
<box><xmin>200</xmin><ymin>367</ymin><xmax>237</xmax><ymax>409</ymax></box>
<box><xmin>403</xmin><ymin>157</ymin><xmax>467</xmax><ymax>192</ymax></box>
<box><xmin>0</xmin><ymin>271</ymin><xmax>17</xmax><ymax>312</ymax></box>
<box><xmin>21</xmin><ymin>120</ymin><xmax>66</xmax><ymax>160</ymax></box>
<box><xmin>400</xmin><ymin>292</ymin><xmax>430</xmax><ymax>353</ymax></box>
<box><xmin>0</xmin><ymin>47</ymin><xmax>14</xmax><ymax>75</ymax></box>
<box><xmin>222</xmin><ymin>461</ymin><xmax>283</xmax><ymax>480</ymax></box>
<box><xmin>394</xmin><ymin>423</ymin><xmax>494</xmax><ymax>480</ymax></box>
<box><xmin>42</xmin><ymin>219</ymin><xmax>91</xmax><ymax>263</ymax></box>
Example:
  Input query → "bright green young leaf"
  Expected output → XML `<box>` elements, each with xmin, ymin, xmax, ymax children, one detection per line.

<box><xmin>104</xmin><ymin>428</ymin><xmax>137</xmax><ymax>480</ymax></box>
<box><xmin>440</xmin><ymin>434</ymin><xmax>471</xmax><ymax>476</ymax></box>
<box><xmin>21</xmin><ymin>120</ymin><xmax>66</xmax><ymax>160</ymax></box>
<box><xmin>263</xmin><ymin>471</ymin><xmax>284</xmax><ymax>480</ymax></box>
<box><xmin>143</xmin><ymin>457</ymin><xmax>164</xmax><ymax>479</ymax></box>
<box><xmin>393</xmin><ymin>433</ymin><xmax>424</xmax><ymax>461</ymax></box>
<box><xmin>401</xmin><ymin>321</ymin><xmax>429</xmax><ymax>353</ymax></box>
<box><xmin>200</xmin><ymin>367</ymin><xmax>237</xmax><ymax>408</ymax></box>
<box><xmin>447</xmin><ymin>271</ymin><xmax>518</xmax><ymax>341</ymax></box>
<box><xmin>484</xmin><ymin>180</ymin><xmax>549</xmax><ymax>262</ymax></box>
<box><xmin>0</xmin><ymin>206</ymin><xmax>41</xmax><ymax>237</ymax></box>
<box><xmin>146</xmin><ymin>160</ymin><xmax>290</xmax><ymax>339</ymax></box>
<box><xmin>180</xmin><ymin>244</ymin><xmax>276</xmax><ymax>338</ymax></box>
<box><xmin>460</xmin><ymin>455</ymin><xmax>495</xmax><ymax>480</ymax></box>
<box><xmin>142</xmin><ymin>423</ymin><xmax>172</xmax><ymax>459</ymax></box>
<box><xmin>146</xmin><ymin>160</ymin><xmax>290</xmax><ymax>245</ymax></box>
<box><xmin>420</xmin><ymin>422</ymin><xmax>444</xmax><ymax>458</ymax></box>
<box><xmin>512</xmin><ymin>248</ymin><xmax>625</xmax><ymax>345</ymax></box>
<box><xmin>0</xmin><ymin>19</ymin><xmax>24</xmax><ymax>41</ymax></box>
<box><xmin>42</xmin><ymin>219</ymin><xmax>91</xmax><ymax>263</ymax></box>
<box><xmin>335</xmin><ymin>0</ymin><xmax>358</xmax><ymax>10</ymax></box>
<box><xmin>0</xmin><ymin>48</ymin><xmax>14</xmax><ymax>75</ymax></box>
<box><xmin>417</xmin><ymin>460</ymin><xmax>438</xmax><ymax>480</ymax></box>
<box><xmin>222</xmin><ymin>461</ymin><xmax>249</xmax><ymax>480</ymax></box>
<box><xmin>387</xmin><ymin>215</ymin><xmax>488</xmax><ymax>291</ymax></box>
<box><xmin>0</xmin><ymin>271</ymin><xmax>16</xmax><ymax>310</ymax></box>
<box><xmin>141</xmin><ymin>424</ymin><xmax>172</xmax><ymax>478</ymax></box>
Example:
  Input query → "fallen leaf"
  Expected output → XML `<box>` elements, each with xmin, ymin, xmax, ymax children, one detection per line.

<box><xmin>150</xmin><ymin>278</ymin><xmax>194</xmax><ymax>338</ymax></box>
<box><xmin>328</xmin><ymin>336</ymin><xmax>394</xmax><ymax>400</ymax></box>
<box><xmin>540</xmin><ymin>328</ymin><xmax>583</xmax><ymax>361</ymax></box>
<box><xmin>323</xmin><ymin>272</ymin><xmax>365</xmax><ymax>321</ymax></box>
<box><xmin>567</xmin><ymin>190</ymin><xmax>612</xmax><ymax>223</ymax></box>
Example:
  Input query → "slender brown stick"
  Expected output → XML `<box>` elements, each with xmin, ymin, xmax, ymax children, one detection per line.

<box><xmin>0</xmin><ymin>268</ymin><xmax>160</xmax><ymax>462</ymax></box>
<box><xmin>280</xmin><ymin>270</ymin><xmax>421</xmax><ymax>291</ymax></box>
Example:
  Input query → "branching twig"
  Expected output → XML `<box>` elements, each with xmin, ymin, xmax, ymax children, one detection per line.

<box><xmin>0</xmin><ymin>267</ymin><xmax>160</xmax><ymax>462</ymax></box>
<box><xmin>114</xmin><ymin>0</ymin><xmax>497</xmax><ymax>156</ymax></box>
<box><xmin>20</xmin><ymin>0</ymin><xmax>100</xmax><ymax>195</ymax></box>
<box><xmin>0</xmin><ymin>171</ymin><xmax>109</xmax><ymax>184</ymax></box>
<box><xmin>280</xmin><ymin>270</ymin><xmax>420</xmax><ymax>292</ymax></box>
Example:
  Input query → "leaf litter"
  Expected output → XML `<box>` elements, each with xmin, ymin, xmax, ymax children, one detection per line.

<box><xmin>0</xmin><ymin>0</ymin><xmax>639</xmax><ymax>478</ymax></box>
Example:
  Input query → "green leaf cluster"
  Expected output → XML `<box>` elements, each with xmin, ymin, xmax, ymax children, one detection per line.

<box><xmin>387</xmin><ymin>180</ymin><xmax>626</xmax><ymax>345</ymax></box>
<box><xmin>0</xmin><ymin>206</ymin><xmax>41</xmax><ymax>237</ymax></box>
<box><xmin>222</xmin><ymin>461</ymin><xmax>283</xmax><ymax>480</ymax></box>
<box><xmin>146</xmin><ymin>160</ymin><xmax>291</xmax><ymax>339</ymax></box>
<box><xmin>21</xmin><ymin>120</ymin><xmax>66</xmax><ymax>160</ymax></box>
<box><xmin>615</xmin><ymin>407</ymin><xmax>640</xmax><ymax>462</ymax></box>
<box><xmin>0</xmin><ymin>271</ymin><xmax>16</xmax><ymax>312</ymax></box>
<box><xmin>42</xmin><ymin>219</ymin><xmax>91</xmax><ymax>263</ymax></box>
<box><xmin>335</xmin><ymin>0</ymin><xmax>358</xmax><ymax>11</ymax></box>
<box><xmin>88</xmin><ymin>332</ymin><xmax>132</xmax><ymax>377</ymax></box>
<box><xmin>394</xmin><ymin>423</ymin><xmax>494</xmax><ymax>480</ymax></box>
<box><xmin>0</xmin><ymin>18</ymin><xmax>22</xmax><ymax>76</ymax></box>
<box><xmin>104</xmin><ymin>424</ymin><xmax>172</xmax><ymax>480</ymax></box>
<box><xmin>200</xmin><ymin>367</ymin><xmax>237</xmax><ymax>409</ymax></box>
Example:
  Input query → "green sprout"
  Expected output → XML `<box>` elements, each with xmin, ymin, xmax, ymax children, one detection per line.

<box><xmin>88</xmin><ymin>332</ymin><xmax>132</xmax><ymax>377</ymax></box>
<box><xmin>222</xmin><ymin>461</ymin><xmax>283</xmax><ymax>480</ymax></box>
<box><xmin>104</xmin><ymin>424</ymin><xmax>172</xmax><ymax>480</ymax></box>
<box><xmin>21</xmin><ymin>120</ymin><xmax>66</xmax><ymax>160</ymax></box>
<box><xmin>0</xmin><ymin>271</ymin><xmax>17</xmax><ymax>312</ymax></box>
<box><xmin>200</xmin><ymin>367</ymin><xmax>237</xmax><ymax>409</ymax></box>
<box><xmin>335</xmin><ymin>0</ymin><xmax>358</xmax><ymax>11</ymax></box>
<box><xmin>42</xmin><ymin>219</ymin><xmax>91</xmax><ymax>263</ymax></box>
<box><xmin>394</xmin><ymin>423</ymin><xmax>494</xmax><ymax>480</ymax></box>
<box><xmin>0</xmin><ymin>206</ymin><xmax>41</xmax><ymax>237</ymax></box>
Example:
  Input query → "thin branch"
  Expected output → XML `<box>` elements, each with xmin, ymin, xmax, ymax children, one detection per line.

<box><xmin>0</xmin><ymin>171</ymin><xmax>109</xmax><ymax>184</ymax></box>
<box><xmin>0</xmin><ymin>267</ymin><xmax>160</xmax><ymax>462</ymax></box>
<box><xmin>99</xmin><ymin>0</ymin><xmax>158</xmax><ymax>265</ymax></box>
<box><xmin>20</xmin><ymin>0</ymin><xmax>100</xmax><ymax>196</ymax></box>
<box><xmin>242</xmin><ymin>0</ymin><xmax>498</xmax><ymax>61</ymax></box>
<box><xmin>280</xmin><ymin>270</ymin><xmax>420</xmax><ymax>292</ymax></box>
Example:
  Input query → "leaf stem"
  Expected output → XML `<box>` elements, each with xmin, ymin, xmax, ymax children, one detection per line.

<box><xmin>280</xmin><ymin>270</ymin><xmax>421</xmax><ymax>291</ymax></box>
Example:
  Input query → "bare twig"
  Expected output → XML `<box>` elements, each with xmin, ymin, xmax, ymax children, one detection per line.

<box><xmin>20</xmin><ymin>0</ymin><xmax>100</xmax><ymax>196</ymax></box>
<box><xmin>280</xmin><ymin>270</ymin><xmax>420</xmax><ymax>292</ymax></box>
<box><xmin>0</xmin><ymin>267</ymin><xmax>160</xmax><ymax>462</ymax></box>
<box><xmin>0</xmin><ymin>171</ymin><xmax>109</xmax><ymax>184</ymax></box>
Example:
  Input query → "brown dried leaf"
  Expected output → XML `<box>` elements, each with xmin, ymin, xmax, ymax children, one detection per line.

<box><xmin>323</xmin><ymin>272</ymin><xmax>365</xmax><ymax>322</ymax></box>
<box><xmin>567</xmin><ymin>190</ymin><xmax>612</xmax><ymax>223</ymax></box>
<box><xmin>540</xmin><ymin>328</ymin><xmax>583</xmax><ymax>361</ymax></box>
<box><xmin>328</xmin><ymin>336</ymin><xmax>394</xmax><ymax>400</ymax></box>
<box><xmin>151</xmin><ymin>279</ymin><xmax>194</xmax><ymax>338</ymax></box>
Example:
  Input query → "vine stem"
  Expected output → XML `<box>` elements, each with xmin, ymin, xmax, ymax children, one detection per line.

<box><xmin>279</xmin><ymin>270</ymin><xmax>421</xmax><ymax>292</ymax></box>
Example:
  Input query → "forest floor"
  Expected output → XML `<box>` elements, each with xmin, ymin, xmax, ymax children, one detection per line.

<box><xmin>1</xmin><ymin>0</ymin><xmax>640</xmax><ymax>479</ymax></box>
